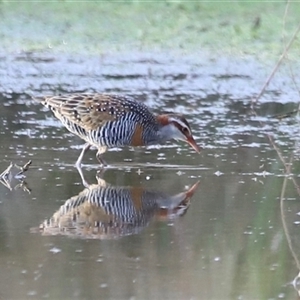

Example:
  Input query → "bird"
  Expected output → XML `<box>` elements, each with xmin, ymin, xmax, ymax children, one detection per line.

<box><xmin>34</xmin><ymin>93</ymin><xmax>200</xmax><ymax>167</ymax></box>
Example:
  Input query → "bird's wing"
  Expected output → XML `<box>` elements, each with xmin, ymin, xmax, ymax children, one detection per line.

<box><xmin>35</xmin><ymin>93</ymin><xmax>138</xmax><ymax>131</ymax></box>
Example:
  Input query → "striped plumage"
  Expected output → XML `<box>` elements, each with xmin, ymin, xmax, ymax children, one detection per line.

<box><xmin>34</xmin><ymin>93</ymin><xmax>200</xmax><ymax>166</ymax></box>
<box><xmin>37</xmin><ymin>179</ymin><xmax>200</xmax><ymax>239</ymax></box>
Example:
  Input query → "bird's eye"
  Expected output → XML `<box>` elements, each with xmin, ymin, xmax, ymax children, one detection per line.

<box><xmin>182</xmin><ymin>127</ymin><xmax>189</xmax><ymax>135</ymax></box>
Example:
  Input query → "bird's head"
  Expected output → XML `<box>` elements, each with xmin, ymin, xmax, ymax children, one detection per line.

<box><xmin>156</xmin><ymin>113</ymin><xmax>200</xmax><ymax>153</ymax></box>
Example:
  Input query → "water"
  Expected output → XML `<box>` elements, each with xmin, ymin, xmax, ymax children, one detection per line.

<box><xmin>1</xmin><ymin>52</ymin><xmax>300</xmax><ymax>299</ymax></box>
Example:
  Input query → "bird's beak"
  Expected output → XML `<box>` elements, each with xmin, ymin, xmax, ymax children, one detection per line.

<box><xmin>186</xmin><ymin>136</ymin><xmax>201</xmax><ymax>153</ymax></box>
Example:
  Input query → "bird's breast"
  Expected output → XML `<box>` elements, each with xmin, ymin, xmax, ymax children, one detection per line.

<box><xmin>130</xmin><ymin>123</ymin><xmax>145</xmax><ymax>146</ymax></box>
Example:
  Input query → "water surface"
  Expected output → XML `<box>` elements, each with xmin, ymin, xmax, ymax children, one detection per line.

<box><xmin>1</xmin><ymin>52</ymin><xmax>300</xmax><ymax>299</ymax></box>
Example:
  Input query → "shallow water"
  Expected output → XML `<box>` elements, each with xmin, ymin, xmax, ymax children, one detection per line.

<box><xmin>1</xmin><ymin>52</ymin><xmax>300</xmax><ymax>299</ymax></box>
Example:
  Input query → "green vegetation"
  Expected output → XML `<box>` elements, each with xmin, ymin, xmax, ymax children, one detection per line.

<box><xmin>0</xmin><ymin>1</ymin><xmax>299</xmax><ymax>58</ymax></box>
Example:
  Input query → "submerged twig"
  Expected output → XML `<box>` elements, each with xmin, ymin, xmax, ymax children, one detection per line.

<box><xmin>0</xmin><ymin>162</ymin><xmax>13</xmax><ymax>181</ymax></box>
<box><xmin>277</xmin><ymin>4</ymin><xmax>300</xmax><ymax>295</ymax></box>
<box><xmin>0</xmin><ymin>162</ymin><xmax>14</xmax><ymax>190</ymax></box>
<box><xmin>272</xmin><ymin>109</ymin><xmax>299</xmax><ymax>120</ymax></box>
<box><xmin>0</xmin><ymin>178</ymin><xmax>13</xmax><ymax>191</ymax></box>
<box><xmin>250</xmin><ymin>13</ymin><xmax>300</xmax><ymax>194</ymax></box>
<box><xmin>14</xmin><ymin>181</ymin><xmax>31</xmax><ymax>194</ymax></box>
<box><xmin>0</xmin><ymin>161</ymin><xmax>33</xmax><ymax>192</ymax></box>
<box><xmin>251</xmin><ymin>22</ymin><xmax>300</xmax><ymax>108</ymax></box>
<box><xmin>14</xmin><ymin>160</ymin><xmax>32</xmax><ymax>176</ymax></box>
<box><xmin>279</xmin><ymin>155</ymin><xmax>300</xmax><ymax>297</ymax></box>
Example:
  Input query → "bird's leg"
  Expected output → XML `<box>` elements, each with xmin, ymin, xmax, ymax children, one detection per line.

<box><xmin>96</xmin><ymin>168</ymin><xmax>107</xmax><ymax>180</ymax></box>
<box><xmin>76</xmin><ymin>163</ymin><xmax>89</xmax><ymax>188</ymax></box>
<box><xmin>75</xmin><ymin>143</ymin><xmax>91</xmax><ymax>169</ymax></box>
<box><xmin>96</xmin><ymin>170</ymin><xmax>107</xmax><ymax>187</ymax></box>
<box><xmin>75</xmin><ymin>143</ymin><xmax>91</xmax><ymax>188</ymax></box>
<box><xmin>96</xmin><ymin>146</ymin><xmax>108</xmax><ymax>166</ymax></box>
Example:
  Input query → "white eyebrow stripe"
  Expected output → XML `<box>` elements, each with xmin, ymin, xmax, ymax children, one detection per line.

<box><xmin>169</xmin><ymin>118</ymin><xmax>191</xmax><ymax>134</ymax></box>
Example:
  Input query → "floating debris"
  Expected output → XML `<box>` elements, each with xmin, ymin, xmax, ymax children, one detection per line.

<box><xmin>0</xmin><ymin>160</ymin><xmax>32</xmax><ymax>192</ymax></box>
<box><xmin>0</xmin><ymin>162</ymin><xmax>13</xmax><ymax>181</ymax></box>
<box><xmin>0</xmin><ymin>162</ymin><xmax>13</xmax><ymax>191</ymax></box>
<box><xmin>15</xmin><ymin>160</ymin><xmax>32</xmax><ymax>177</ymax></box>
<box><xmin>14</xmin><ymin>180</ymin><xmax>32</xmax><ymax>194</ymax></box>
<box><xmin>273</xmin><ymin>109</ymin><xmax>298</xmax><ymax>120</ymax></box>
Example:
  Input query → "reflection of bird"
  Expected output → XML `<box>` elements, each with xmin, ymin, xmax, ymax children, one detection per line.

<box><xmin>34</xmin><ymin>93</ymin><xmax>200</xmax><ymax>166</ymax></box>
<box><xmin>36</xmin><ymin>178</ymin><xmax>200</xmax><ymax>239</ymax></box>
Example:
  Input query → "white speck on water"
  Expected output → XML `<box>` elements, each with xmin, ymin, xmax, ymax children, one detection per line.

<box><xmin>214</xmin><ymin>257</ymin><xmax>221</xmax><ymax>262</ymax></box>
<box><xmin>27</xmin><ymin>290</ymin><xmax>37</xmax><ymax>296</ymax></box>
<box><xmin>100</xmin><ymin>283</ymin><xmax>108</xmax><ymax>288</ymax></box>
<box><xmin>270</xmin><ymin>263</ymin><xmax>279</xmax><ymax>271</ymax></box>
<box><xmin>294</xmin><ymin>221</ymin><xmax>300</xmax><ymax>225</ymax></box>
<box><xmin>254</xmin><ymin>171</ymin><xmax>272</xmax><ymax>176</ymax></box>
<box><xmin>244</xmin><ymin>231</ymin><xmax>253</xmax><ymax>235</ymax></box>
<box><xmin>42</xmin><ymin>293</ymin><xmax>50</xmax><ymax>298</ymax></box>
<box><xmin>157</xmin><ymin>157</ymin><xmax>166</xmax><ymax>161</ymax></box>
<box><xmin>34</xmin><ymin>273</ymin><xmax>41</xmax><ymax>281</ymax></box>
<box><xmin>146</xmin><ymin>175</ymin><xmax>150</xmax><ymax>180</ymax></box>
<box><xmin>214</xmin><ymin>171</ymin><xmax>223</xmax><ymax>176</ymax></box>
<box><xmin>49</xmin><ymin>247</ymin><xmax>61</xmax><ymax>254</ymax></box>
<box><xmin>243</xmin><ymin>142</ymin><xmax>261</xmax><ymax>148</ymax></box>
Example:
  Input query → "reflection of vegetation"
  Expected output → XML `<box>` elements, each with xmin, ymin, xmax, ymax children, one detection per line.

<box><xmin>280</xmin><ymin>162</ymin><xmax>300</xmax><ymax>297</ymax></box>
<box><xmin>248</xmin><ymin>4</ymin><xmax>300</xmax><ymax>295</ymax></box>
<box><xmin>0</xmin><ymin>1</ymin><xmax>300</xmax><ymax>56</ymax></box>
<box><xmin>231</xmin><ymin>178</ymin><xmax>291</xmax><ymax>299</ymax></box>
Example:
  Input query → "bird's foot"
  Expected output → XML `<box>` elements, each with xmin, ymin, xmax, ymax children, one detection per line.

<box><xmin>96</xmin><ymin>146</ymin><xmax>108</xmax><ymax>166</ymax></box>
<box><xmin>75</xmin><ymin>164</ymin><xmax>90</xmax><ymax>188</ymax></box>
<box><xmin>96</xmin><ymin>155</ymin><xmax>107</xmax><ymax>167</ymax></box>
<box><xmin>75</xmin><ymin>143</ymin><xmax>91</xmax><ymax>169</ymax></box>
<box><xmin>96</xmin><ymin>168</ymin><xmax>107</xmax><ymax>179</ymax></box>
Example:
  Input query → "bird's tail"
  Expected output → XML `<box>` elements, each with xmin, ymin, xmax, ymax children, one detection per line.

<box><xmin>32</xmin><ymin>95</ymin><xmax>47</xmax><ymax>105</ymax></box>
<box><xmin>32</xmin><ymin>95</ymin><xmax>67</xmax><ymax>109</ymax></box>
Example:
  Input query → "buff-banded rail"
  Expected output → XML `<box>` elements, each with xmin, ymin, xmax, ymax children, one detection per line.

<box><xmin>34</xmin><ymin>93</ymin><xmax>200</xmax><ymax>166</ymax></box>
